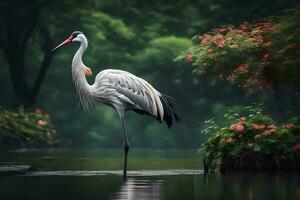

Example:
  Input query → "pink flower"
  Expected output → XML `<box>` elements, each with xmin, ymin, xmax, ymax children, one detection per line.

<box><xmin>246</xmin><ymin>143</ymin><xmax>253</xmax><ymax>148</ymax></box>
<box><xmin>229</xmin><ymin>123</ymin><xmax>245</xmax><ymax>132</ymax></box>
<box><xmin>229</xmin><ymin>124</ymin><xmax>238</xmax><ymax>130</ymax></box>
<box><xmin>237</xmin><ymin>64</ymin><xmax>249</xmax><ymax>73</ymax></box>
<box><xmin>253</xmin><ymin>123</ymin><xmax>266</xmax><ymax>130</ymax></box>
<box><xmin>264</xmin><ymin>128</ymin><xmax>276</xmax><ymax>135</ymax></box>
<box><xmin>35</xmin><ymin>108</ymin><xmax>42</xmax><ymax>114</ymax></box>
<box><xmin>286</xmin><ymin>123</ymin><xmax>294</xmax><ymax>129</ymax></box>
<box><xmin>240</xmin><ymin>117</ymin><xmax>246</xmax><ymax>121</ymax></box>
<box><xmin>291</xmin><ymin>143</ymin><xmax>300</xmax><ymax>151</ymax></box>
<box><xmin>254</xmin><ymin>134</ymin><xmax>262</xmax><ymax>139</ymax></box>
<box><xmin>269</xmin><ymin>128</ymin><xmax>276</xmax><ymax>133</ymax></box>
<box><xmin>217</xmin><ymin>28</ymin><xmax>226</xmax><ymax>33</ymax></box>
<box><xmin>263</xmin><ymin>41</ymin><xmax>272</xmax><ymax>46</ymax></box>
<box><xmin>261</xmin><ymin>53</ymin><xmax>270</xmax><ymax>61</ymax></box>
<box><xmin>37</xmin><ymin>119</ymin><xmax>45</xmax><ymax>126</ymax></box>
<box><xmin>45</xmin><ymin>113</ymin><xmax>50</xmax><ymax>119</ymax></box>
<box><xmin>235</xmin><ymin>124</ymin><xmax>245</xmax><ymax>132</ymax></box>
<box><xmin>267</xmin><ymin>124</ymin><xmax>277</xmax><ymax>130</ymax></box>
<box><xmin>226</xmin><ymin>137</ymin><xmax>235</xmax><ymax>144</ymax></box>
<box><xmin>185</xmin><ymin>55</ymin><xmax>193</xmax><ymax>62</ymax></box>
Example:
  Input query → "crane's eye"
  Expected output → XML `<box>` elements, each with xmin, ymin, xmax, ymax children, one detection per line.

<box><xmin>71</xmin><ymin>31</ymin><xmax>82</xmax><ymax>38</ymax></box>
<box><xmin>72</xmin><ymin>33</ymin><xmax>79</xmax><ymax>38</ymax></box>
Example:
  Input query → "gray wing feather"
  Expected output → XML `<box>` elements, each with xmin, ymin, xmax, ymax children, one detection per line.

<box><xmin>93</xmin><ymin>69</ymin><xmax>164</xmax><ymax>120</ymax></box>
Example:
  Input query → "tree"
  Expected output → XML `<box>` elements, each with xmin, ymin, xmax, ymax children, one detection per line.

<box><xmin>0</xmin><ymin>0</ymin><xmax>54</xmax><ymax>106</ymax></box>
<box><xmin>177</xmin><ymin>7</ymin><xmax>300</xmax><ymax>95</ymax></box>
<box><xmin>0</xmin><ymin>0</ymin><xmax>102</xmax><ymax>106</ymax></box>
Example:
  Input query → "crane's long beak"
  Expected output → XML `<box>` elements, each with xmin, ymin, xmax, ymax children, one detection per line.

<box><xmin>52</xmin><ymin>36</ymin><xmax>73</xmax><ymax>51</ymax></box>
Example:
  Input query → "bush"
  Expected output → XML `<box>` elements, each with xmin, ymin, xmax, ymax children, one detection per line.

<box><xmin>176</xmin><ymin>6</ymin><xmax>300</xmax><ymax>94</ymax></box>
<box><xmin>201</xmin><ymin>104</ymin><xmax>300</xmax><ymax>172</ymax></box>
<box><xmin>0</xmin><ymin>107</ymin><xmax>59</xmax><ymax>149</ymax></box>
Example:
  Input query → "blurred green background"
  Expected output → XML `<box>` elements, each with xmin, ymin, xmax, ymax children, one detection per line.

<box><xmin>0</xmin><ymin>0</ymin><xmax>299</xmax><ymax>148</ymax></box>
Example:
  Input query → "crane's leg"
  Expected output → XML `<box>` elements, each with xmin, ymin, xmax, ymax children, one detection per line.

<box><xmin>119</xmin><ymin>111</ymin><xmax>129</xmax><ymax>180</ymax></box>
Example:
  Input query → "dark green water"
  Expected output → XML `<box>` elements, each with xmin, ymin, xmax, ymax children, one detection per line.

<box><xmin>0</xmin><ymin>149</ymin><xmax>299</xmax><ymax>200</ymax></box>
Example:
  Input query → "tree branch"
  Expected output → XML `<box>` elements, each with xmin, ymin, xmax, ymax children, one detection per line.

<box><xmin>31</xmin><ymin>26</ymin><xmax>54</xmax><ymax>101</ymax></box>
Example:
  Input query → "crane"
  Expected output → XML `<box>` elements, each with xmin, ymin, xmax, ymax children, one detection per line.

<box><xmin>52</xmin><ymin>31</ymin><xmax>180</xmax><ymax>179</ymax></box>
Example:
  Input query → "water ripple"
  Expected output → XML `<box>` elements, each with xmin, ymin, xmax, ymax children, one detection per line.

<box><xmin>24</xmin><ymin>169</ymin><xmax>203</xmax><ymax>177</ymax></box>
<box><xmin>110</xmin><ymin>178</ymin><xmax>163</xmax><ymax>200</ymax></box>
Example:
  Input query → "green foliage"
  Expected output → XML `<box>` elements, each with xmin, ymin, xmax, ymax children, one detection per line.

<box><xmin>201</xmin><ymin>104</ymin><xmax>300</xmax><ymax>167</ymax></box>
<box><xmin>177</xmin><ymin>6</ymin><xmax>300</xmax><ymax>94</ymax></box>
<box><xmin>0</xmin><ymin>107</ymin><xmax>59</xmax><ymax>149</ymax></box>
<box><xmin>1</xmin><ymin>0</ymin><xmax>299</xmax><ymax>148</ymax></box>
<box><xmin>136</xmin><ymin>36</ymin><xmax>192</xmax><ymax>70</ymax></box>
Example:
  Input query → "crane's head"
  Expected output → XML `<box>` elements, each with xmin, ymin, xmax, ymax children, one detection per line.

<box><xmin>52</xmin><ymin>31</ymin><xmax>92</xmax><ymax>76</ymax></box>
<box><xmin>52</xmin><ymin>31</ymin><xmax>86</xmax><ymax>51</ymax></box>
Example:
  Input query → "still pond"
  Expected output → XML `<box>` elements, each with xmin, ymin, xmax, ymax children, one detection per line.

<box><xmin>0</xmin><ymin>149</ymin><xmax>299</xmax><ymax>200</ymax></box>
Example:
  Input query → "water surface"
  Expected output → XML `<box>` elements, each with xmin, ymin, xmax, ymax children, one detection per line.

<box><xmin>0</xmin><ymin>149</ymin><xmax>299</xmax><ymax>200</ymax></box>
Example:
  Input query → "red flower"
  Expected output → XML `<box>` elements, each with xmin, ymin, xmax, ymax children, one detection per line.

<box><xmin>286</xmin><ymin>123</ymin><xmax>294</xmax><ymax>129</ymax></box>
<box><xmin>263</xmin><ymin>41</ymin><xmax>272</xmax><ymax>46</ymax></box>
<box><xmin>235</xmin><ymin>29</ymin><xmax>247</xmax><ymax>35</ymax></box>
<box><xmin>261</xmin><ymin>53</ymin><xmax>270</xmax><ymax>61</ymax></box>
<box><xmin>229</xmin><ymin>123</ymin><xmax>237</xmax><ymax>130</ymax></box>
<box><xmin>267</xmin><ymin>124</ymin><xmax>277</xmax><ymax>130</ymax></box>
<box><xmin>185</xmin><ymin>55</ymin><xmax>193</xmax><ymax>62</ymax></box>
<box><xmin>235</xmin><ymin>124</ymin><xmax>245</xmax><ymax>132</ymax></box>
<box><xmin>35</xmin><ymin>108</ymin><xmax>42</xmax><ymax>114</ymax></box>
<box><xmin>37</xmin><ymin>119</ymin><xmax>45</xmax><ymax>126</ymax></box>
<box><xmin>45</xmin><ymin>113</ymin><xmax>50</xmax><ymax>119</ymax></box>
<box><xmin>264</xmin><ymin>128</ymin><xmax>276</xmax><ymax>135</ymax></box>
<box><xmin>237</xmin><ymin>64</ymin><xmax>249</xmax><ymax>73</ymax></box>
<box><xmin>218</xmin><ymin>28</ymin><xmax>226</xmax><ymax>33</ymax></box>
<box><xmin>253</xmin><ymin>123</ymin><xmax>266</xmax><ymax>130</ymax></box>
<box><xmin>291</xmin><ymin>143</ymin><xmax>300</xmax><ymax>152</ymax></box>
<box><xmin>240</xmin><ymin>117</ymin><xmax>246</xmax><ymax>121</ymax></box>
<box><xmin>200</xmin><ymin>33</ymin><xmax>212</xmax><ymax>46</ymax></box>
<box><xmin>229</xmin><ymin>123</ymin><xmax>245</xmax><ymax>132</ymax></box>
<box><xmin>254</xmin><ymin>134</ymin><xmax>262</xmax><ymax>139</ymax></box>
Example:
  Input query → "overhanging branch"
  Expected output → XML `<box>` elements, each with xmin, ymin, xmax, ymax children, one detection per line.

<box><xmin>31</xmin><ymin>26</ymin><xmax>54</xmax><ymax>100</ymax></box>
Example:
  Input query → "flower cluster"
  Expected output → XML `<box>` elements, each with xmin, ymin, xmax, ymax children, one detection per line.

<box><xmin>201</xmin><ymin>104</ymin><xmax>300</xmax><ymax>167</ymax></box>
<box><xmin>35</xmin><ymin>108</ymin><xmax>50</xmax><ymax>127</ymax></box>
<box><xmin>0</xmin><ymin>106</ymin><xmax>58</xmax><ymax>149</ymax></box>
<box><xmin>292</xmin><ymin>144</ymin><xmax>300</xmax><ymax>152</ymax></box>
<box><xmin>177</xmin><ymin>7</ymin><xmax>300</xmax><ymax>93</ymax></box>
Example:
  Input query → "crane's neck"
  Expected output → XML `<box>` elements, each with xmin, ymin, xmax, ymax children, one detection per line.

<box><xmin>71</xmin><ymin>38</ymin><xmax>94</xmax><ymax>110</ymax></box>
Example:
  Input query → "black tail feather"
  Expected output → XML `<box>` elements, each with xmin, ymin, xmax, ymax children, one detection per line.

<box><xmin>159</xmin><ymin>94</ymin><xmax>181</xmax><ymax>128</ymax></box>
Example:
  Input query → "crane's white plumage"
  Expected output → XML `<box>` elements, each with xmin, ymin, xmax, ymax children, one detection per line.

<box><xmin>92</xmin><ymin>69</ymin><xmax>164</xmax><ymax>121</ymax></box>
<box><xmin>69</xmin><ymin>32</ymin><xmax>179</xmax><ymax>126</ymax></box>
<box><xmin>53</xmin><ymin>31</ymin><xmax>180</xmax><ymax>179</ymax></box>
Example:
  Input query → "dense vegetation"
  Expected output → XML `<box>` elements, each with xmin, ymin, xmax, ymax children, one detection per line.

<box><xmin>0</xmin><ymin>0</ymin><xmax>299</xmax><ymax>148</ymax></box>
<box><xmin>177</xmin><ymin>6</ymin><xmax>300</xmax><ymax>94</ymax></box>
<box><xmin>0</xmin><ymin>107</ymin><xmax>58</xmax><ymax>149</ymax></box>
<box><xmin>201</xmin><ymin>104</ymin><xmax>300</xmax><ymax>172</ymax></box>
<box><xmin>175</xmin><ymin>6</ymin><xmax>300</xmax><ymax>171</ymax></box>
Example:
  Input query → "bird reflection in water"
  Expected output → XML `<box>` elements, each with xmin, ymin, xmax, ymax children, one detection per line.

<box><xmin>111</xmin><ymin>179</ymin><xmax>163</xmax><ymax>200</ymax></box>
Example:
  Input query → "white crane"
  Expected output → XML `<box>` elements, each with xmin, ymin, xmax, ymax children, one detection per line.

<box><xmin>52</xmin><ymin>31</ymin><xmax>180</xmax><ymax>179</ymax></box>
